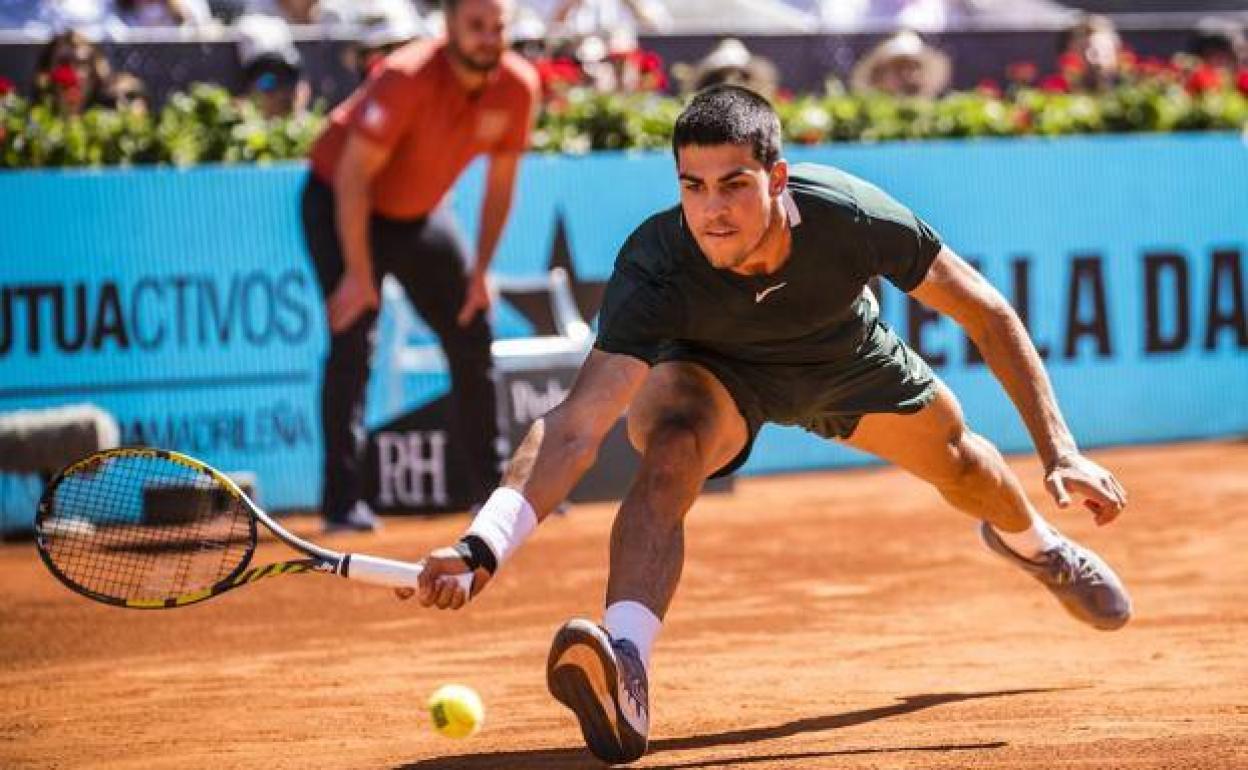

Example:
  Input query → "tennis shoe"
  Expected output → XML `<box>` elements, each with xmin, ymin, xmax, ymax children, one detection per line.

<box><xmin>979</xmin><ymin>522</ymin><xmax>1131</xmax><ymax>630</ymax></box>
<box><xmin>322</xmin><ymin>501</ymin><xmax>381</xmax><ymax>534</ymax></box>
<box><xmin>547</xmin><ymin>618</ymin><xmax>649</xmax><ymax>764</ymax></box>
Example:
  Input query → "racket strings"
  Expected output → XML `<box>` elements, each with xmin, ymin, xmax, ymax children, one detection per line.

<box><xmin>37</xmin><ymin>453</ymin><xmax>255</xmax><ymax>603</ymax></box>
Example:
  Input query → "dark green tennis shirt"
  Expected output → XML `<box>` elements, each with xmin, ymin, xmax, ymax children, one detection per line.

<box><xmin>594</xmin><ymin>162</ymin><xmax>944</xmax><ymax>366</ymax></box>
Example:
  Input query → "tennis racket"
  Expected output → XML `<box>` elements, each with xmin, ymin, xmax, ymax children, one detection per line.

<box><xmin>34</xmin><ymin>447</ymin><xmax>471</xmax><ymax>609</ymax></box>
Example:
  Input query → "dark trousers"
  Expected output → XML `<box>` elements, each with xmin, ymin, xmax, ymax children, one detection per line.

<box><xmin>300</xmin><ymin>175</ymin><xmax>501</xmax><ymax>519</ymax></box>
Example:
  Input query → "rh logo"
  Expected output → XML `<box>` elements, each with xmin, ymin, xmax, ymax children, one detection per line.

<box><xmin>376</xmin><ymin>431</ymin><xmax>449</xmax><ymax>507</ymax></box>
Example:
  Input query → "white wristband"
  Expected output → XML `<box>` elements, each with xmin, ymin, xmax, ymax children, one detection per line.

<box><xmin>465</xmin><ymin>487</ymin><xmax>538</xmax><ymax>569</ymax></box>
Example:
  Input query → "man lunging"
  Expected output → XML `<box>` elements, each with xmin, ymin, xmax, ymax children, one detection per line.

<box><xmin>403</xmin><ymin>85</ymin><xmax>1131</xmax><ymax>765</ymax></box>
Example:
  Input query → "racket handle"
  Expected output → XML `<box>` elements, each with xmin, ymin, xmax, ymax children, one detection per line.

<box><xmin>343</xmin><ymin>553</ymin><xmax>474</xmax><ymax>594</ymax></box>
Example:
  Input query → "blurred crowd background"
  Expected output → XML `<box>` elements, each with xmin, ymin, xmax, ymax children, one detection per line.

<box><xmin>0</xmin><ymin>1</ymin><xmax>1245</xmax><ymax>136</ymax></box>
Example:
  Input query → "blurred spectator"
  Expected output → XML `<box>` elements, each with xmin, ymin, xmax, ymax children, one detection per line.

<box><xmin>343</xmin><ymin>0</ymin><xmax>428</xmax><ymax>81</ymax></box>
<box><xmin>850</xmin><ymin>29</ymin><xmax>950</xmax><ymax>98</ymax></box>
<box><xmin>104</xmin><ymin>71</ymin><xmax>149</xmax><ymax>114</ymax></box>
<box><xmin>815</xmin><ymin>0</ymin><xmax>959</xmax><ymax>33</ymax></box>
<box><xmin>236</xmin><ymin>14</ymin><xmax>310</xmax><ymax>117</ymax></box>
<box><xmin>606</xmin><ymin>31</ymin><xmax>667</xmax><ymax>93</ymax></box>
<box><xmin>510</xmin><ymin>5</ymin><xmax>548</xmax><ymax>59</ymax></box>
<box><xmin>8</xmin><ymin>0</ymin><xmax>113</xmax><ymax>33</ymax></box>
<box><xmin>244</xmin><ymin>0</ymin><xmax>318</xmax><ymax>23</ymax></box>
<box><xmin>1187</xmin><ymin>17</ymin><xmax>1246</xmax><ymax>71</ymax></box>
<box><xmin>114</xmin><ymin>0</ymin><xmax>212</xmax><ymax>26</ymax></box>
<box><xmin>1056</xmin><ymin>13</ymin><xmax>1121</xmax><ymax>92</ymax></box>
<box><xmin>673</xmin><ymin>38</ymin><xmax>778</xmax><ymax>98</ymax></box>
<box><xmin>791</xmin><ymin>0</ymin><xmax>1070</xmax><ymax>33</ymax></box>
<box><xmin>32</xmin><ymin>29</ymin><xmax>113</xmax><ymax>113</ymax></box>
<box><xmin>532</xmin><ymin>0</ymin><xmax>672</xmax><ymax>36</ymax></box>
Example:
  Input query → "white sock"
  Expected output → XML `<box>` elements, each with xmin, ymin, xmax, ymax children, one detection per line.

<box><xmin>604</xmin><ymin>600</ymin><xmax>662</xmax><ymax>669</ymax></box>
<box><xmin>992</xmin><ymin>514</ymin><xmax>1063</xmax><ymax>560</ymax></box>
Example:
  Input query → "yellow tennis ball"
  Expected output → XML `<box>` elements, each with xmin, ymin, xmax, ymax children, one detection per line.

<box><xmin>427</xmin><ymin>684</ymin><xmax>484</xmax><ymax>739</ymax></box>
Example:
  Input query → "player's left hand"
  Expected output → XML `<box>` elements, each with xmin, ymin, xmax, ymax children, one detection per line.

<box><xmin>456</xmin><ymin>272</ymin><xmax>491</xmax><ymax>327</ymax></box>
<box><xmin>1044</xmin><ymin>453</ymin><xmax>1127</xmax><ymax>526</ymax></box>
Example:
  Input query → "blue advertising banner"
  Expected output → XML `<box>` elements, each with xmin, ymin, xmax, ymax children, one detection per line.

<box><xmin>2</xmin><ymin>134</ymin><xmax>1246</xmax><ymax>526</ymax></box>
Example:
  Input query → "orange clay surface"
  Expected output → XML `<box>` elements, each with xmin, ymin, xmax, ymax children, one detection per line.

<box><xmin>1</xmin><ymin>440</ymin><xmax>1246</xmax><ymax>769</ymax></box>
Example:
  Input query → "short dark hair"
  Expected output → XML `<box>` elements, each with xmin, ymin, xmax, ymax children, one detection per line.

<box><xmin>672</xmin><ymin>84</ymin><xmax>782</xmax><ymax>169</ymax></box>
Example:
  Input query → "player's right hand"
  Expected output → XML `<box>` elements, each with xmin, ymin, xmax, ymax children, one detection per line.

<box><xmin>1044</xmin><ymin>452</ymin><xmax>1128</xmax><ymax>526</ymax></box>
<box><xmin>327</xmin><ymin>272</ymin><xmax>379</xmax><ymax>333</ymax></box>
<box><xmin>395</xmin><ymin>547</ymin><xmax>490</xmax><ymax>610</ymax></box>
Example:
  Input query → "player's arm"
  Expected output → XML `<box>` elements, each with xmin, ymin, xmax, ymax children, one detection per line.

<box><xmin>457</xmin><ymin>150</ymin><xmax>522</xmax><ymax>326</ymax></box>
<box><xmin>327</xmin><ymin>132</ymin><xmax>391</xmax><ymax>332</ymax></box>
<box><xmin>403</xmin><ymin>349</ymin><xmax>650</xmax><ymax>609</ymax></box>
<box><xmin>909</xmin><ymin>245</ymin><xmax>1127</xmax><ymax>524</ymax></box>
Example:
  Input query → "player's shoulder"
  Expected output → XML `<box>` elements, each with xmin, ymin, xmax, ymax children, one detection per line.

<box><xmin>787</xmin><ymin>162</ymin><xmax>913</xmax><ymax>226</ymax></box>
<box><xmin>617</xmin><ymin>206</ymin><xmax>684</xmax><ymax>271</ymax></box>
<box><xmin>497</xmin><ymin>50</ymin><xmax>541</xmax><ymax>97</ymax></box>
<box><xmin>378</xmin><ymin>39</ymin><xmax>443</xmax><ymax>80</ymax></box>
<box><xmin>611</xmin><ymin>204</ymin><xmax>688</xmax><ymax>279</ymax></box>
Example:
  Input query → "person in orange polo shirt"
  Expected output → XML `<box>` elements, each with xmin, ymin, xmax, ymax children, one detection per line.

<box><xmin>302</xmin><ymin>0</ymin><xmax>539</xmax><ymax>532</ymax></box>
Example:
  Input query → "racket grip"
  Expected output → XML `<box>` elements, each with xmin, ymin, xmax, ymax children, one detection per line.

<box><xmin>343</xmin><ymin>553</ymin><xmax>474</xmax><ymax>594</ymax></box>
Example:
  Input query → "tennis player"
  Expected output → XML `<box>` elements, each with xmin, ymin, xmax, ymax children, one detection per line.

<box><xmin>405</xmin><ymin>85</ymin><xmax>1132</xmax><ymax>764</ymax></box>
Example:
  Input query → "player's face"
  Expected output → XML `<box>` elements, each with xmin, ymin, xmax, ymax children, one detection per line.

<box><xmin>447</xmin><ymin>0</ymin><xmax>511</xmax><ymax>73</ymax></box>
<box><xmin>677</xmin><ymin>143</ymin><xmax>785</xmax><ymax>271</ymax></box>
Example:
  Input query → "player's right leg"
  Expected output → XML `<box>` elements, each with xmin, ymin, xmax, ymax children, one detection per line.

<box><xmin>547</xmin><ymin>361</ymin><xmax>748</xmax><ymax>765</ymax></box>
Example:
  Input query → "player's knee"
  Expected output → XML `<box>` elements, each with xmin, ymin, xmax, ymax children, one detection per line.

<box><xmin>937</xmin><ymin>429</ymin><xmax>995</xmax><ymax>492</ymax></box>
<box><xmin>629</xmin><ymin>405</ymin><xmax>707</xmax><ymax>454</ymax></box>
<box><xmin>637</xmin><ymin>416</ymin><xmax>704</xmax><ymax>484</ymax></box>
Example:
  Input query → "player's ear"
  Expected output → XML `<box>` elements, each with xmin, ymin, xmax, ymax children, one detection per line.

<box><xmin>768</xmin><ymin>159</ymin><xmax>788</xmax><ymax>198</ymax></box>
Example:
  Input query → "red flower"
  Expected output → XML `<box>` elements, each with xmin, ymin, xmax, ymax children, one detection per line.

<box><xmin>1006</xmin><ymin>61</ymin><xmax>1037</xmax><ymax>84</ymax></box>
<box><xmin>638</xmin><ymin>50</ymin><xmax>663</xmax><ymax>74</ymax></box>
<box><xmin>0</xmin><ymin>76</ymin><xmax>13</xmax><ymax>96</ymax></box>
<box><xmin>1058</xmin><ymin>52</ymin><xmax>1086</xmax><ymax>76</ymax></box>
<box><xmin>1117</xmin><ymin>48</ymin><xmax>1138</xmax><ymax>72</ymax></box>
<box><xmin>1236</xmin><ymin>69</ymin><xmax>1248</xmax><ymax>96</ymax></box>
<box><xmin>535</xmin><ymin>57</ymin><xmax>582</xmax><ymax>94</ymax></box>
<box><xmin>1039</xmin><ymin>73</ymin><xmax>1069</xmax><ymax>93</ymax></box>
<box><xmin>50</xmin><ymin>64</ymin><xmax>79</xmax><ymax>89</ymax></box>
<box><xmin>1186</xmin><ymin>66</ymin><xmax>1222</xmax><ymax>95</ymax></box>
<box><xmin>977</xmin><ymin>78</ymin><xmax>1002</xmax><ymax>98</ymax></box>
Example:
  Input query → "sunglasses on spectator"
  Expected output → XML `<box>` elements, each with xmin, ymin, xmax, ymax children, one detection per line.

<box><xmin>255</xmin><ymin>71</ymin><xmax>298</xmax><ymax>92</ymax></box>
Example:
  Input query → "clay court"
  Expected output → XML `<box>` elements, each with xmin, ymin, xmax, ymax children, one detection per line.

<box><xmin>1</xmin><ymin>440</ymin><xmax>1245</xmax><ymax>769</ymax></box>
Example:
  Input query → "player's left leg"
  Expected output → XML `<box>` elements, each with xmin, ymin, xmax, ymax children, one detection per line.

<box><xmin>547</xmin><ymin>361</ymin><xmax>749</xmax><ymax>764</ymax></box>
<box><xmin>841</xmin><ymin>383</ymin><xmax>1131</xmax><ymax>630</ymax></box>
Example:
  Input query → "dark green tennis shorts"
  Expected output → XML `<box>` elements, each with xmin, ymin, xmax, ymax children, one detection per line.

<box><xmin>657</xmin><ymin>321</ymin><xmax>940</xmax><ymax>478</ymax></box>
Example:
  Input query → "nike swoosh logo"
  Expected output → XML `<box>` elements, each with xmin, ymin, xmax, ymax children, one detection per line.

<box><xmin>755</xmin><ymin>282</ymin><xmax>788</xmax><ymax>303</ymax></box>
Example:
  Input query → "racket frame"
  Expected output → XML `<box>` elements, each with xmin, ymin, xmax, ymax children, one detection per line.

<box><xmin>35</xmin><ymin>447</ymin><xmax>466</xmax><ymax>609</ymax></box>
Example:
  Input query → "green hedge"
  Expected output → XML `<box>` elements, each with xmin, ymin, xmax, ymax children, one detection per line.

<box><xmin>1</xmin><ymin>84</ymin><xmax>323</xmax><ymax>168</ymax></box>
<box><xmin>3</xmin><ymin>75</ymin><xmax>1247</xmax><ymax>169</ymax></box>
<box><xmin>534</xmin><ymin>79</ymin><xmax>1248</xmax><ymax>153</ymax></box>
